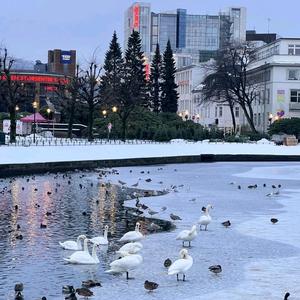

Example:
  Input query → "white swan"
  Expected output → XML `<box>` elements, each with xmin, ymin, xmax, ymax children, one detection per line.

<box><xmin>168</xmin><ymin>249</ymin><xmax>193</xmax><ymax>281</ymax></box>
<box><xmin>59</xmin><ymin>234</ymin><xmax>86</xmax><ymax>250</ymax></box>
<box><xmin>176</xmin><ymin>225</ymin><xmax>197</xmax><ymax>247</ymax></box>
<box><xmin>119</xmin><ymin>222</ymin><xmax>144</xmax><ymax>242</ymax></box>
<box><xmin>64</xmin><ymin>239</ymin><xmax>100</xmax><ymax>264</ymax></box>
<box><xmin>116</xmin><ymin>242</ymin><xmax>143</xmax><ymax>257</ymax></box>
<box><xmin>90</xmin><ymin>225</ymin><xmax>109</xmax><ymax>245</ymax></box>
<box><xmin>106</xmin><ymin>253</ymin><xmax>143</xmax><ymax>279</ymax></box>
<box><xmin>198</xmin><ymin>204</ymin><xmax>213</xmax><ymax>231</ymax></box>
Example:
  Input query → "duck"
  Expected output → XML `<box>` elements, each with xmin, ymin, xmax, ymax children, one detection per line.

<box><xmin>64</xmin><ymin>239</ymin><xmax>100</xmax><ymax>264</ymax></box>
<box><xmin>59</xmin><ymin>235</ymin><xmax>86</xmax><ymax>251</ymax></box>
<box><xmin>119</xmin><ymin>222</ymin><xmax>144</xmax><ymax>242</ymax></box>
<box><xmin>105</xmin><ymin>253</ymin><xmax>143</xmax><ymax>279</ymax></box>
<box><xmin>65</xmin><ymin>292</ymin><xmax>77</xmax><ymax>300</ymax></box>
<box><xmin>82</xmin><ymin>280</ymin><xmax>101</xmax><ymax>288</ymax></box>
<box><xmin>176</xmin><ymin>225</ymin><xmax>197</xmax><ymax>247</ymax></box>
<box><xmin>116</xmin><ymin>242</ymin><xmax>143</xmax><ymax>257</ymax></box>
<box><xmin>144</xmin><ymin>280</ymin><xmax>159</xmax><ymax>292</ymax></box>
<box><xmin>62</xmin><ymin>285</ymin><xmax>75</xmax><ymax>294</ymax></box>
<box><xmin>271</xmin><ymin>218</ymin><xmax>278</xmax><ymax>224</ymax></box>
<box><xmin>284</xmin><ymin>292</ymin><xmax>290</xmax><ymax>300</ymax></box>
<box><xmin>168</xmin><ymin>249</ymin><xmax>193</xmax><ymax>281</ymax></box>
<box><xmin>209</xmin><ymin>265</ymin><xmax>222</xmax><ymax>274</ymax></box>
<box><xmin>76</xmin><ymin>288</ymin><xmax>93</xmax><ymax>298</ymax></box>
<box><xmin>164</xmin><ymin>258</ymin><xmax>172</xmax><ymax>268</ymax></box>
<box><xmin>198</xmin><ymin>204</ymin><xmax>213</xmax><ymax>231</ymax></box>
<box><xmin>90</xmin><ymin>225</ymin><xmax>109</xmax><ymax>245</ymax></box>
<box><xmin>222</xmin><ymin>220</ymin><xmax>231</xmax><ymax>228</ymax></box>
<box><xmin>170</xmin><ymin>213</ymin><xmax>182</xmax><ymax>221</ymax></box>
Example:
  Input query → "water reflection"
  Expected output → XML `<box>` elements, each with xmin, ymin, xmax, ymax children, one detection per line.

<box><xmin>0</xmin><ymin>171</ymin><xmax>161</xmax><ymax>299</ymax></box>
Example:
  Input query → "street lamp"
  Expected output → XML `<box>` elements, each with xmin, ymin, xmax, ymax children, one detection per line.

<box><xmin>32</xmin><ymin>101</ymin><xmax>38</xmax><ymax>143</ymax></box>
<box><xmin>112</xmin><ymin>106</ymin><xmax>118</xmax><ymax>113</ymax></box>
<box><xmin>46</xmin><ymin>108</ymin><xmax>51</xmax><ymax>135</ymax></box>
<box><xmin>102</xmin><ymin>110</ymin><xmax>107</xmax><ymax>118</ymax></box>
<box><xmin>15</xmin><ymin>105</ymin><xmax>19</xmax><ymax>112</ymax></box>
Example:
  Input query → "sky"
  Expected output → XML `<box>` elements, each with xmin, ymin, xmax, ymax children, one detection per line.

<box><xmin>0</xmin><ymin>0</ymin><xmax>299</xmax><ymax>64</ymax></box>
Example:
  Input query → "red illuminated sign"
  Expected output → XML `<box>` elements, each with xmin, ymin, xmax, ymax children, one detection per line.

<box><xmin>133</xmin><ymin>4</ymin><xmax>140</xmax><ymax>30</ymax></box>
<box><xmin>0</xmin><ymin>74</ymin><xmax>69</xmax><ymax>85</ymax></box>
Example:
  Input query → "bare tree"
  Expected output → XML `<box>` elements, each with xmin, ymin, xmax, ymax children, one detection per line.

<box><xmin>202</xmin><ymin>43</ymin><xmax>261</xmax><ymax>133</ymax></box>
<box><xmin>0</xmin><ymin>48</ymin><xmax>32</xmax><ymax>143</ymax></box>
<box><xmin>56</xmin><ymin>65</ymin><xmax>81</xmax><ymax>139</ymax></box>
<box><xmin>78</xmin><ymin>62</ymin><xmax>102</xmax><ymax>141</ymax></box>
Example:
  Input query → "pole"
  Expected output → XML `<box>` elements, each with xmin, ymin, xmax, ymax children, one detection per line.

<box><xmin>33</xmin><ymin>109</ymin><xmax>36</xmax><ymax>143</ymax></box>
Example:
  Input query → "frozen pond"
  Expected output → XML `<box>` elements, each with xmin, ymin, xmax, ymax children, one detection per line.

<box><xmin>1</xmin><ymin>162</ymin><xmax>300</xmax><ymax>299</ymax></box>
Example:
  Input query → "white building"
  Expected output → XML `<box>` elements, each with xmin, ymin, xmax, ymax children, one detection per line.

<box><xmin>175</xmin><ymin>64</ymin><xmax>239</xmax><ymax>132</ymax></box>
<box><xmin>247</xmin><ymin>38</ymin><xmax>300</xmax><ymax>132</ymax></box>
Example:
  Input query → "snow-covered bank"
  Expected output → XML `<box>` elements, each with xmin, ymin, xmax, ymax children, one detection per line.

<box><xmin>1</xmin><ymin>141</ymin><xmax>300</xmax><ymax>165</ymax></box>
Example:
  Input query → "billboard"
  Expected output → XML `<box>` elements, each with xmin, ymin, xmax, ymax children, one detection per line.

<box><xmin>60</xmin><ymin>51</ymin><xmax>72</xmax><ymax>64</ymax></box>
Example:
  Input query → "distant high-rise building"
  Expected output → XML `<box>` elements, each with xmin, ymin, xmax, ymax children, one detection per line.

<box><xmin>48</xmin><ymin>49</ymin><xmax>76</xmax><ymax>77</ymax></box>
<box><xmin>124</xmin><ymin>3</ymin><xmax>246</xmax><ymax>64</ymax></box>
<box><xmin>124</xmin><ymin>2</ymin><xmax>151</xmax><ymax>55</ymax></box>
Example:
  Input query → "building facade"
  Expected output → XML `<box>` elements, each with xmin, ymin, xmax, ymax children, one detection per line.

<box><xmin>48</xmin><ymin>49</ymin><xmax>76</xmax><ymax>77</ymax></box>
<box><xmin>124</xmin><ymin>2</ymin><xmax>152</xmax><ymax>55</ymax></box>
<box><xmin>124</xmin><ymin>3</ymin><xmax>246</xmax><ymax>64</ymax></box>
<box><xmin>246</xmin><ymin>38</ymin><xmax>300</xmax><ymax>132</ymax></box>
<box><xmin>175</xmin><ymin>64</ymin><xmax>240</xmax><ymax>132</ymax></box>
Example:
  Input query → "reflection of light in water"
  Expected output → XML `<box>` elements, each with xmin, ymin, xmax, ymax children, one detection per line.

<box><xmin>9</xmin><ymin>181</ymin><xmax>20</xmax><ymax>248</ymax></box>
<box><xmin>89</xmin><ymin>183</ymin><xmax>118</xmax><ymax>235</ymax></box>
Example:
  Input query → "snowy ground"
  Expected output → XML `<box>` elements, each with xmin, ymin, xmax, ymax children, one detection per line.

<box><xmin>81</xmin><ymin>162</ymin><xmax>300</xmax><ymax>300</ymax></box>
<box><xmin>1</xmin><ymin>140</ymin><xmax>300</xmax><ymax>165</ymax></box>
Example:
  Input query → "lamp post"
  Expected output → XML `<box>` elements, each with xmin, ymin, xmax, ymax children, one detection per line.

<box><xmin>32</xmin><ymin>101</ymin><xmax>38</xmax><ymax>143</ymax></box>
<box><xmin>111</xmin><ymin>106</ymin><xmax>118</xmax><ymax>139</ymax></box>
<box><xmin>46</xmin><ymin>108</ymin><xmax>51</xmax><ymax>136</ymax></box>
<box><xmin>184</xmin><ymin>110</ymin><xmax>189</xmax><ymax>121</ymax></box>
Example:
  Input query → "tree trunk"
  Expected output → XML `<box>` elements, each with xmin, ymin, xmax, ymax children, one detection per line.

<box><xmin>87</xmin><ymin>104</ymin><xmax>94</xmax><ymax>141</ymax></box>
<box><xmin>9</xmin><ymin>105</ymin><xmax>16</xmax><ymax>143</ymax></box>
<box><xmin>121</xmin><ymin>116</ymin><xmax>127</xmax><ymax>142</ymax></box>
<box><xmin>228</xmin><ymin>102</ymin><xmax>236</xmax><ymax>134</ymax></box>
<box><xmin>68</xmin><ymin>100</ymin><xmax>75</xmax><ymax>139</ymax></box>
<box><xmin>240</xmin><ymin>104</ymin><xmax>257</xmax><ymax>133</ymax></box>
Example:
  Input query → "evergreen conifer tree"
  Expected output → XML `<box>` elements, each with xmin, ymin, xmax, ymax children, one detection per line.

<box><xmin>149</xmin><ymin>43</ymin><xmax>162</xmax><ymax>113</ymax></box>
<box><xmin>100</xmin><ymin>31</ymin><xmax>123</xmax><ymax>105</ymax></box>
<box><xmin>161</xmin><ymin>40</ymin><xmax>179</xmax><ymax>113</ymax></box>
<box><xmin>119</xmin><ymin>30</ymin><xmax>147</xmax><ymax>140</ymax></box>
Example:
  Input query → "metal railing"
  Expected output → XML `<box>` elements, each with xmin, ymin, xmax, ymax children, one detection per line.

<box><xmin>3</xmin><ymin>136</ymin><xmax>175</xmax><ymax>147</ymax></box>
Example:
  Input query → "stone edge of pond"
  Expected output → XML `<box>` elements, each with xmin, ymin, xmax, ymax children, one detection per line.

<box><xmin>2</xmin><ymin>154</ymin><xmax>300</xmax><ymax>177</ymax></box>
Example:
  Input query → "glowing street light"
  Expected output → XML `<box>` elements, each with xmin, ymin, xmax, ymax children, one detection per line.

<box><xmin>102</xmin><ymin>110</ymin><xmax>107</xmax><ymax>118</ymax></box>
<box><xmin>32</xmin><ymin>101</ymin><xmax>38</xmax><ymax>143</ymax></box>
<box><xmin>112</xmin><ymin>106</ymin><xmax>118</xmax><ymax>113</ymax></box>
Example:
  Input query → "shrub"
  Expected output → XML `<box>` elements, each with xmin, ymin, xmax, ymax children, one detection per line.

<box><xmin>268</xmin><ymin>118</ymin><xmax>300</xmax><ymax>137</ymax></box>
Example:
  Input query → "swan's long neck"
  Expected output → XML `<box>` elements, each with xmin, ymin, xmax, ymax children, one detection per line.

<box><xmin>104</xmin><ymin>228</ymin><xmax>108</xmax><ymax>239</ymax></box>
<box><xmin>135</xmin><ymin>226</ymin><xmax>140</xmax><ymax>232</ymax></box>
<box><xmin>77</xmin><ymin>236</ymin><xmax>82</xmax><ymax>248</ymax></box>
<box><xmin>92</xmin><ymin>244</ymin><xmax>98</xmax><ymax>260</ymax></box>
<box><xmin>83</xmin><ymin>239</ymin><xmax>89</xmax><ymax>252</ymax></box>
<box><xmin>205</xmin><ymin>207</ymin><xmax>210</xmax><ymax>215</ymax></box>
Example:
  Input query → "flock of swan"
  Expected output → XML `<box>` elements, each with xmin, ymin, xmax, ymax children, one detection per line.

<box><xmin>59</xmin><ymin>201</ymin><xmax>215</xmax><ymax>286</ymax></box>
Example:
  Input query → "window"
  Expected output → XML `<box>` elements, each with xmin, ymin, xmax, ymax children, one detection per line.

<box><xmin>266</xmin><ymin>89</ymin><xmax>270</xmax><ymax>104</ymax></box>
<box><xmin>219</xmin><ymin>106</ymin><xmax>223</xmax><ymax>117</ymax></box>
<box><xmin>254</xmin><ymin>113</ymin><xmax>257</xmax><ymax>125</ymax></box>
<box><xmin>215</xmin><ymin>106</ymin><xmax>218</xmax><ymax>118</ymax></box>
<box><xmin>288</xmin><ymin>69</ymin><xmax>300</xmax><ymax>80</ymax></box>
<box><xmin>288</xmin><ymin>44</ymin><xmax>300</xmax><ymax>55</ymax></box>
<box><xmin>291</xmin><ymin>90</ymin><xmax>300</xmax><ymax>102</ymax></box>
<box><xmin>235</xmin><ymin>107</ymin><xmax>239</xmax><ymax>118</ymax></box>
<box><xmin>258</xmin><ymin>113</ymin><xmax>261</xmax><ymax>126</ymax></box>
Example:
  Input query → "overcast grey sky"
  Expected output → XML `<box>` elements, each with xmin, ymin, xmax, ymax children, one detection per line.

<box><xmin>0</xmin><ymin>0</ymin><xmax>298</xmax><ymax>63</ymax></box>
